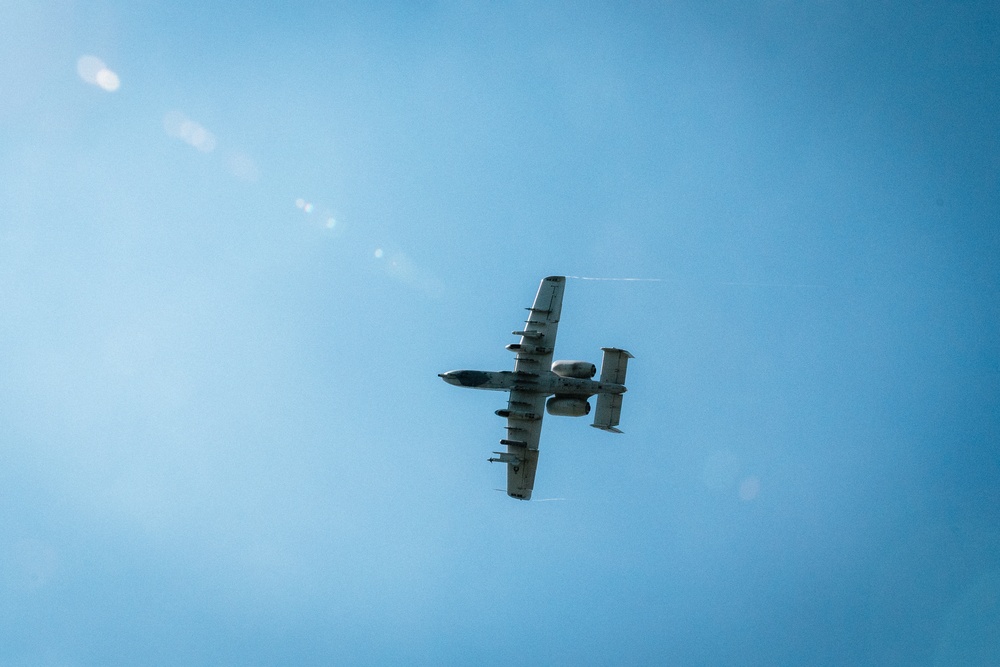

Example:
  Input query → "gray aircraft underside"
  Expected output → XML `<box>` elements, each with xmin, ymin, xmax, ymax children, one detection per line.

<box><xmin>439</xmin><ymin>275</ymin><xmax>633</xmax><ymax>500</ymax></box>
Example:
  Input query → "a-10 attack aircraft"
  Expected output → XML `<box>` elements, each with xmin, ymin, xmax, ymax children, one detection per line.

<box><xmin>439</xmin><ymin>275</ymin><xmax>633</xmax><ymax>500</ymax></box>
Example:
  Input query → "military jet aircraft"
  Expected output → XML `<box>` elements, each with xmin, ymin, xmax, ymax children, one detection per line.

<box><xmin>439</xmin><ymin>275</ymin><xmax>633</xmax><ymax>500</ymax></box>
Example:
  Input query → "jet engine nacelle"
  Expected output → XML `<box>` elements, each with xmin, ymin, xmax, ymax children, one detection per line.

<box><xmin>546</xmin><ymin>396</ymin><xmax>591</xmax><ymax>417</ymax></box>
<box><xmin>551</xmin><ymin>360</ymin><xmax>597</xmax><ymax>379</ymax></box>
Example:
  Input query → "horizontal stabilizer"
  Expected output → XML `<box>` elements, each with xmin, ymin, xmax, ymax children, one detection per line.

<box><xmin>592</xmin><ymin>393</ymin><xmax>625</xmax><ymax>432</ymax></box>
<box><xmin>593</xmin><ymin>348</ymin><xmax>633</xmax><ymax>432</ymax></box>
<box><xmin>598</xmin><ymin>347</ymin><xmax>634</xmax><ymax>385</ymax></box>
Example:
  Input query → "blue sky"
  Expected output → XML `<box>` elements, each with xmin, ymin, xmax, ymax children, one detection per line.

<box><xmin>2</xmin><ymin>1</ymin><xmax>998</xmax><ymax>665</ymax></box>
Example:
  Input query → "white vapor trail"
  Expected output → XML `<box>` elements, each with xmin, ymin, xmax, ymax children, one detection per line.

<box><xmin>713</xmin><ymin>281</ymin><xmax>827</xmax><ymax>288</ymax></box>
<box><xmin>565</xmin><ymin>276</ymin><xmax>664</xmax><ymax>282</ymax></box>
<box><xmin>566</xmin><ymin>276</ymin><xmax>826</xmax><ymax>288</ymax></box>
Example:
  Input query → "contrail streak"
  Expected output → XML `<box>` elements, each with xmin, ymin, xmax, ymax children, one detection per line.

<box><xmin>565</xmin><ymin>276</ymin><xmax>664</xmax><ymax>282</ymax></box>
<box><xmin>713</xmin><ymin>281</ymin><xmax>827</xmax><ymax>288</ymax></box>
<box><xmin>566</xmin><ymin>276</ymin><xmax>826</xmax><ymax>288</ymax></box>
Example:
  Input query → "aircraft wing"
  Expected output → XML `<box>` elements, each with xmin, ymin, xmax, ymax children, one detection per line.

<box><xmin>502</xmin><ymin>388</ymin><xmax>546</xmax><ymax>499</ymax></box>
<box><xmin>506</xmin><ymin>448</ymin><xmax>539</xmax><ymax>500</ymax></box>
<box><xmin>502</xmin><ymin>276</ymin><xmax>564</xmax><ymax>500</ymax></box>
<box><xmin>510</xmin><ymin>276</ymin><xmax>564</xmax><ymax>374</ymax></box>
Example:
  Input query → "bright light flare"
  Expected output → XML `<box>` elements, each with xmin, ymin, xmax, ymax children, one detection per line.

<box><xmin>95</xmin><ymin>68</ymin><xmax>120</xmax><ymax>92</ymax></box>
<box><xmin>77</xmin><ymin>55</ymin><xmax>104</xmax><ymax>82</ymax></box>
<box><xmin>228</xmin><ymin>152</ymin><xmax>260</xmax><ymax>182</ymax></box>
<box><xmin>739</xmin><ymin>476</ymin><xmax>761</xmax><ymax>501</ymax></box>
<box><xmin>163</xmin><ymin>111</ymin><xmax>216</xmax><ymax>153</ymax></box>
<box><xmin>294</xmin><ymin>199</ymin><xmax>339</xmax><ymax>232</ymax></box>
<box><xmin>77</xmin><ymin>55</ymin><xmax>120</xmax><ymax>92</ymax></box>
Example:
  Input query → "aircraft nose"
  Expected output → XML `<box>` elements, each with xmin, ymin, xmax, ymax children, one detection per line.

<box><xmin>438</xmin><ymin>371</ymin><xmax>460</xmax><ymax>386</ymax></box>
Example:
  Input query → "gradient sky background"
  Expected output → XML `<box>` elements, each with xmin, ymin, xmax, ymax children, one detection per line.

<box><xmin>2</xmin><ymin>1</ymin><xmax>999</xmax><ymax>665</ymax></box>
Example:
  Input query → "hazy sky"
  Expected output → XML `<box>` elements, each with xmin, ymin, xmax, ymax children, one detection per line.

<box><xmin>2</xmin><ymin>1</ymin><xmax>998</xmax><ymax>665</ymax></box>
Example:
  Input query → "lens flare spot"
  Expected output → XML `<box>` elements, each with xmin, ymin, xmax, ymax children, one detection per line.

<box><xmin>77</xmin><ymin>55</ymin><xmax>120</xmax><ymax>92</ymax></box>
<box><xmin>739</xmin><ymin>476</ymin><xmax>760</xmax><ymax>501</ymax></box>
<box><xmin>374</xmin><ymin>248</ymin><xmax>384</xmax><ymax>259</ymax></box>
<box><xmin>95</xmin><ymin>68</ymin><xmax>120</xmax><ymax>92</ymax></box>
<box><xmin>163</xmin><ymin>111</ymin><xmax>215</xmax><ymax>152</ymax></box>
<box><xmin>181</xmin><ymin>121</ymin><xmax>215</xmax><ymax>152</ymax></box>
<box><xmin>228</xmin><ymin>152</ymin><xmax>260</xmax><ymax>182</ymax></box>
<box><xmin>303</xmin><ymin>203</ymin><xmax>314</xmax><ymax>213</ymax></box>
<box><xmin>77</xmin><ymin>55</ymin><xmax>104</xmax><ymax>83</ymax></box>
<box><xmin>326</xmin><ymin>217</ymin><xmax>336</xmax><ymax>229</ymax></box>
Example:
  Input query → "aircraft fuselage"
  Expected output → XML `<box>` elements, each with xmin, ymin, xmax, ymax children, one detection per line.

<box><xmin>438</xmin><ymin>369</ymin><xmax>626</xmax><ymax>398</ymax></box>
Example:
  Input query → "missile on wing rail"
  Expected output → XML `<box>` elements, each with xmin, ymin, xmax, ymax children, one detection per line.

<box><xmin>495</xmin><ymin>409</ymin><xmax>541</xmax><ymax>420</ymax></box>
<box><xmin>488</xmin><ymin>452</ymin><xmax>522</xmax><ymax>465</ymax></box>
